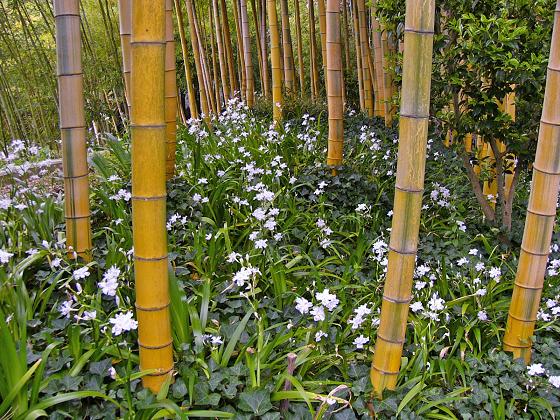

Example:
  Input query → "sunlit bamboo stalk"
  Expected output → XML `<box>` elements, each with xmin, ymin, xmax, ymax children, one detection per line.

<box><xmin>118</xmin><ymin>0</ymin><xmax>132</xmax><ymax>114</ymax></box>
<box><xmin>294</xmin><ymin>0</ymin><xmax>305</xmax><ymax>96</ymax></box>
<box><xmin>503</xmin><ymin>2</ymin><xmax>560</xmax><ymax>363</ymax></box>
<box><xmin>131</xmin><ymin>0</ymin><xmax>173</xmax><ymax>392</ymax></box>
<box><xmin>232</xmin><ymin>0</ymin><xmax>247</xmax><ymax>101</ymax></box>
<box><xmin>317</xmin><ymin>0</ymin><xmax>327</xmax><ymax>79</ymax></box>
<box><xmin>239</xmin><ymin>0</ymin><xmax>255</xmax><ymax>106</ymax></box>
<box><xmin>280</xmin><ymin>0</ymin><xmax>295</xmax><ymax>92</ymax></box>
<box><xmin>358</xmin><ymin>0</ymin><xmax>373</xmax><ymax>116</ymax></box>
<box><xmin>326</xmin><ymin>0</ymin><xmax>343</xmax><ymax>170</ymax></box>
<box><xmin>372</xmin><ymin>11</ymin><xmax>386</xmax><ymax>118</ymax></box>
<box><xmin>371</xmin><ymin>0</ymin><xmax>435</xmax><ymax>396</ymax></box>
<box><xmin>165</xmin><ymin>0</ymin><xmax>177</xmax><ymax>179</ymax></box>
<box><xmin>54</xmin><ymin>0</ymin><xmax>92</xmax><ymax>261</ymax></box>
<box><xmin>351</xmin><ymin>0</ymin><xmax>364</xmax><ymax>111</ymax></box>
<box><xmin>221</xmin><ymin>0</ymin><xmax>238</xmax><ymax>94</ymax></box>
<box><xmin>308</xmin><ymin>0</ymin><xmax>320</xmax><ymax>100</ymax></box>
<box><xmin>268</xmin><ymin>0</ymin><xmax>282</xmax><ymax>122</ymax></box>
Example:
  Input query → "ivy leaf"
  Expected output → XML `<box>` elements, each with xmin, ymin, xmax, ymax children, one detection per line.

<box><xmin>333</xmin><ymin>409</ymin><xmax>358</xmax><ymax>420</ymax></box>
<box><xmin>238</xmin><ymin>389</ymin><xmax>273</xmax><ymax>415</ymax></box>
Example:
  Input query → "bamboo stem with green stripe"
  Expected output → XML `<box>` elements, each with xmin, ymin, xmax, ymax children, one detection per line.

<box><xmin>503</xmin><ymin>1</ymin><xmax>560</xmax><ymax>363</ymax></box>
<box><xmin>118</xmin><ymin>0</ymin><xmax>132</xmax><ymax>115</ymax></box>
<box><xmin>326</xmin><ymin>0</ymin><xmax>343</xmax><ymax>169</ymax></box>
<box><xmin>131</xmin><ymin>0</ymin><xmax>173</xmax><ymax>392</ymax></box>
<box><xmin>240</xmin><ymin>0</ymin><xmax>255</xmax><ymax>107</ymax></box>
<box><xmin>280</xmin><ymin>0</ymin><xmax>295</xmax><ymax>92</ymax></box>
<box><xmin>54</xmin><ymin>0</ymin><xmax>92</xmax><ymax>261</ymax></box>
<box><xmin>371</xmin><ymin>0</ymin><xmax>435</xmax><ymax>396</ymax></box>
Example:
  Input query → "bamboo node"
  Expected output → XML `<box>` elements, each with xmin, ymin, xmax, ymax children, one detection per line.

<box><xmin>532</xmin><ymin>164</ymin><xmax>560</xmax><ymax>177</ymax></box>
<box><xmin>403</xmin><ymin>27</ymin><xmax>435</xmax><ymax>35</ymax></box>
<box><xmin>377</xmin><ymin>332</ymin><xmax>406</xmax><ymax>345</ymax></box>
<box><xmin>507</xmin><ymin>312</ymin><xmax>538</xmax><ymax>323</ymax></box>
<box><xmin>388</xmin><ymin>245</ymin><xmax>417</xmax><ymax>256</ymax></box>
<box><xmin>513</xmin><ymin>281</ymin><xmax>544</xmax><ymax>291</ymax></box>
<box><xmin>138</xmin><ymin>339</ymin><xmax>173</xmax><ymax>350</ymax></box>
<box><xmin>382</xmin><ymin>294</ymin><xmax>413</xmax><ymax>304</ymax></box>
<box><xmin>371</xmin><ymin>364</ymin><xmax>399</xmax><ymax>376</ymax></box>
<box><xmin>135</xmin><ymin>302</ymin><xmax>171</xmax><ymax>311</ymax></box>
<box><xmin>520</xmin><ymin>244</ymin><xmax>550</xmax><ymax>257</ymax></box>
<box><xmin>134</xmin><ymin>255</ymin><xmax>168</xmax><ymax>262</ymax></box>
<box><xmin>399</xmin><ymin>112</ymin><xmax>429</xmax><ymax>120</ymax></box>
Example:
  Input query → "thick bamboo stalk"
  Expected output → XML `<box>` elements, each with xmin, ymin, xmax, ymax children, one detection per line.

<box><xmin>233</xmin><ymin>0</ymin><xmax>247</xmax><ymax>101</ymax></box>
<box><xmin>503</xmin><ymin>2</ymin><xmax>560</xmax><ymax>362</ymax></box>
<box><xmin>185</xmin><ymin>0</ymin><xmax>210</xmax><ymax>118</ymax></box>
<box><xmin>213</xmin><ymin>0</ymin><xmax>230</xmax><ymax>102</ymax></box>
<box><xmin>221</xmin><ymin>0</ymin><xmax>238</xmax><ymax>94</ymax></box>
<box><xmin>294</xmin><ymin>0</ymin><xmax>304</xmax><ymax>96</ymax></box>
<box><xmin>165</xmin><ymin>0</ymin><xmax>177</xmax><ymax>179</ymax></box>
<box><xmin>279</xmin><ymin>0</ymin><xmax>295</xmax><ymax>92</ymax></box>
<box><xmin>54</xmin><ymin>0</ymin><xmax>92</xmax><ymax>261</ymax></box>
<box><xmin>240</xmin><ymin>0</ymin><xmax>255</xmax><ymax>106</ymax></box>
<box><xmin>130</xmin><ymin>0</ymin><xmax>173</xmax><ymax>393</ymax></box>
<box><xmin>351</xmin><ymin>0</ymin><xmax>364</xmax><ymax>111</ymax></box>
<box><xmin>371</xmin><ymin>0</ymin><xmax>435</xmax><ymax>396</ymax></box>
<box><xmin>118</xmin><ymin>0</ymin><xmax>132</xmax><ymax>114</ymax></box>
<box><xmin>357</xmin><ymin>0</ymin><xmax>373</xmax><ymax>116</ymax></box>
<box><xmin>326</xmin><ymin>0</ymin><xmax>343</xmax><ymax>168</ymax></box>
<box><xmin>308</xmin><ymin>0</ymin><xmax>319</xmax><ymax>100</ymax></box>
<box><xmin>268</xmin><ymin>0</ymin><xmax>282</xmax><ymax>122</ymax></box>
<box><xmin>175</xmin><ymin>0</ymin><xmax>198</xmax><ymax>119</ymax></box>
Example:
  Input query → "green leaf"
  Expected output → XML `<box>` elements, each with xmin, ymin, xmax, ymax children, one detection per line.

<box><xmin>238</xmin><ymin>389</ymin><xmax>273</xmax><ymax>415</ymax></box>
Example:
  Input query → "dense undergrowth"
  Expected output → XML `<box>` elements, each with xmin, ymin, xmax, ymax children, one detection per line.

<box><xmin>1</xmin><ymin>100</ymin><xmax>560</xmax><ymax>419</ymax></box>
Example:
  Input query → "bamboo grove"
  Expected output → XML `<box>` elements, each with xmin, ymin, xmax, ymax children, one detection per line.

<box><xmin>47</xmin><ymin>0</ymin><xmax>560</xmax><ymax>398</ymax></box>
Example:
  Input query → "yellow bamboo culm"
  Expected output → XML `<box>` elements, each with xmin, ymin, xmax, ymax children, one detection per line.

<box><xmin>357</xmin><ymin>0</ymin><xmax>373</xmax><ymax>116</ymax></box>
<box><xmin>371</xmin><ymin>0</ymin><xmax>435</xmax><ymax>397</ymax></box>
<box><xmin>131</xmin><ymin>0</ymin><xmax>173</xmax><ymax>393</ymax></box>
<box><xmin>318</xmin><ymin>0</ymin><xmax>327</xmax><ymax>81</ymax></box>
<box><xmin>294</xmin><ymin>0</ymin><xmax>305</xmax><ymax>96</ymax></box>
<box><xmin>326</xmin><ymin>0</ymin><xmax>343</xmax><ymax>169</ymax></box>
<box><xmin>372</xmin><ymin>12</ymin><xmax>386</xmax><ymax>119</ymax></box>
<box><xmin>54</xmin><ymin>0</ymin><xmax>92</xmax><ymax>261</ymax></box>
<box><xmin>268</xmin><ymin>0</ymin><xmax>283</xmax><ymax>123</ymax></box>
<box><xmin>381</xmin><ymin>28</ymin><xmax>394</xmax><ymax>125</ymax></box>
<box><xmin>280</xmin><ymin>0</ymin><xmax>295</xmax><ymax>92</ymax></box>
<box><xmin>118</xmin><ymin>0</ymin><xmax>132</xmax><ymax>115</ymax></box>
<box><xmin>165</xmin><ymin>0</ymin><xmax>177</xmax><ymax>179</ymax></box>
<box><xmin>503</xmin><ymin>2</ymin><xmax>560</xmax><ymax>363</ymax></box>
<box><xmin>240</xmin><ymin>0</ymin><xmax>255</xmax><ymax>107</ymax></box>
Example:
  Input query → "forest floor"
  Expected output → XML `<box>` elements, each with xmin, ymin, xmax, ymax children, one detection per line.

<box><xmin>1</xmin><ymin>101</ymin><xmax>560</xmax><ymax>418</ymax></box>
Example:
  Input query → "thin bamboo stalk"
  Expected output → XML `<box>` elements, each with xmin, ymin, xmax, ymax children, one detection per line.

<box><xmin>326</xmin><ymin>0</ymin><xmax>343</xmax><ymax>169</ymax></box>
<box><xmin>118</xmin><ymin>0</ymin><xmax>132</xmax><ymax>114</ymax></box>
<box><xmin>351</xmin><ymin>0</ymin><xmax>364</xmax><ymax>111</ymax></box>
<box><xmin>268</xmin><ymin>0</ymin><xmax>283</xmax><ymax>122</ymax></box>
<box><xmin>372</xmin><ymin>13</ymin><xmax>385</xmax><ymax>118</ymax></box>
<box><xmin>213</xmin><ymin>0</ymin><xmax>230</xmax><ymax>103</ymax></box>
<box><xmin>175</xmin><ymin>0</ymin><xmax>198</xmax><ymax>119</ymax></box>
<box><xmin>294</xmin><ymin>0</ymin><xmax>305</xmax><ymax>96</ymax></box>
<box><xmin>240</xmin><ymin>0</ymin><xmax>255</xmax><ymax>106</ymax></box>
<box><xmin>280</xmin><ymin>0</ymin><xmax>295</xmax><ymax>92</ymax></box>
<box><xmin>54</xmin><ymin>0</ymin><xmax>92</xmax><ymax>261</ymax></box>
<box><xmin>381</xmin><ymin>27</ymin><xmax>393</xmax><ymax>125</ymax></box>
<box><xmin>221</xmin><ymin>0</ymin><xmax>238</xmax><ymax>94</ymax></box>
<box><xmin>260</xmin><ymin>0</ymin><xmax>270</xmax><ymax>98</ymax></box>
<box><xmin>371</xmin><ymin>0</ymin><xmax>435</xmax><ymax>396</ymax></box>
<box><xmin>185</xmin><ymin>0</ymin><xmax>210</xmax><ymax>118</ymax></box>
<box><xmin>357</xmin><ymin>0</ymin><xmax>373</xmax><ymax>116</ymax></box>
<box><xmin>233</xmin><ymin>0</ymin><xmax>247</xmax><ymax>101</ymax></box>
<box><xmin>317</xmin><ymin>0</ymin><xmax>327</xmax><ymax>79</ymax></box>
<box><xmin>250</xmin><ymin>0</ymin><xmax>264</xmax><ymax>94</ymax></box>
<box><xmin>503</xmin><ymin>2</ymin><xmax>560</xmax><ymax>362</ymax></box>
<box><xmin>130</xmin><ymin>0</ymin><xmax>173</xmax><ymax>393</ymax></box>
<box><xmin>165</xmin><ymin>0</ymin><xmax>177</xmax><ymax>179</ymax></box>
<box><xmin>342</xmin><ymin>0</ymin><xmax>350</xmax><ymax>73</ymax></box>
<box><xmin>209</xmin><ymin>21</ymin><xmax>222</xmax><ymax>110</ymax></box>
<box><xmin>309</xmin><ymin>0</ymin><xmax>319</xmax><ymax>100</ymax></box>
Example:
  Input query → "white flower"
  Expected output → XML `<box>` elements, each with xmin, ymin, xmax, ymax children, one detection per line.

<box><xmin>26</xmin><ymin>248</ymin><xmax>39</xmax><ymax>256</ymax></box>
<box><xmin>457</xmin><ymin>257</ymin><xmax>468</xmax><ymax>266</ymax></box>
<box><xmin>232</xmin><ymin>266</ymin><xmax>260</xmax><ymax>287</ymax></box>
<box><xmin>315</xmin><ymin>330</ymin><xmax>328</xmax><ymax>342</ymax></box>
<box><xmin>51</xmin><ymin>257</ymin><xmax>62</xmax><ymax>268</ymax></box>
<box><xmin>227</xmin><ymin>252</ymin><xmax>241</xmax><ymax>263</ymax></box>
<box><xmin>0</xmin><ymin>198</ymin><xmax>12</xmax><ymax>209</ymax></box>
<box><xmin>527</xmin><ymin>363</ymin><xmax>546</xmax><ymax>376</ymax></box>
<box><xmin>410</xmin><ymin>302</ymin><xmax>424</xmax><ymax>313</ymax></box>
<box><xmin>198</xmin><ymin>178</ymin><xmax>208</xmax><ymax>184</ymax></box>
<box><xmin>428</xmin><ymin>293</ymin><xmax>445</xmax><ymax>312</ymax></box>
<box><xmin>254</xmin><ymin>239</ymin><xmax>268</xmax><ymax>249</ymax></box>
<box><xmin>475</xmin><ymin>288</ymin><xmax>487</xmax><ymax>296</ymax></box>
<box><xmin>469</xmin><ymin>249</ymin><xmax>479</xmax><ymax>256</ymax></box>
<box><xmin>73</xmin><ymin>266</ymin><xmax>90</xmax><ymax>280</ymax></box>
<box><xmin>316</xmin><ymin>219</ymin><xmax>326</xmax><ymax>228</ymax></box>
<box><xmin>549</xmin><ymin>376</ymin><xmax>560</xmax><ymax>388</ymax></box>
<box><xmin>98</xmin><ymin>266</ymin><xmax>120</xmax><ymax>296</ymax></box>
<box><xmin>109</xmin><ymin>311</ymin><xmax>138</xmax><ymax>336</ymax></box>
<box><xmin>252</xmin><ymin>207</ymin><xmax>267</xmax><ymax>221</ymax></box>
<box><xmin>108</xmin><ymin>366</ymin><xmax>117</xmax><ymax>379</ymax></box>
<box><xmin>295</xmin><ymin>297</ymin><xmax>312</xmax><ymax>314</ymax></box>
<box><xmin>488</xmin><ymin>267</ymin><xmax>501</xmax><ymax>281</ymax></box>
<box><xmin>315</xmin><ymin>289</ymin><xmax>339</xmax><ymax>312</ymax></box>
<box><xmin>311</xmin><ymin>305</ymin><xmax>325</xmax><ymax>322</ymax></box>
<box><xmin>264</xmin><ymin>219</ymin><xmax>277</xmax><ymax>231</ymax></box>
<box><xmin>475</xmin><ymin>262</ymin><xmax>485</xmax><ymax>272</ymax></box>
<box><xmin>353</xmin><ymin>334</ymin><xmax>369</xmax><ymax>349</ymax></box>
<box><xmin>456</xmin><ymin>221</ymin><xmax>466</xmax><ymax>232</ymax></box>
<box><xmin>59</xmin><ymin>300</ymin><xmax>74</xmax><ymax>318</ymax></box>
<box><xmin>210</xmin><ymin>336</ymin><xmax>223</xmax><ymax>346</ymax></box>
<box><xmin>477</xmin><ymin>310</ymin><xmax>488</xmax><ymax>321</ymax></box>
<box><xmin>0</xmin><ymin>249</ymin><xmax>14</xmax><ymax>264</ymax></box>
<box><xmin>356</xmin><ymin>203</ymin><xmax>370</xmax><ymax>213</ymax></box>
<box><xmin>192</xmin><ymin>193</ymin><xmax>202</xmax><ymax>203</ymax></box>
